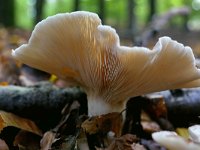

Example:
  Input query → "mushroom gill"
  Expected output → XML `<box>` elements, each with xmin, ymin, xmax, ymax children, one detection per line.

<box><xmin>12</xmin><ymin>11</ymin><xmax>200</xmax><ymax>116</ymax></box>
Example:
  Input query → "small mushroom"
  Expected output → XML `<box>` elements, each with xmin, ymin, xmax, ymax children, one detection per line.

<box><xmin>152</xmin><ymin>131</ymin><xmax>200</xmax><ymax>150</ymax></box>
<box><xmin>12</xmin><ymin>11</ymin><xmax>200</xmax><ymax>116</ymax></box>
<box><xmin>188</xmin><ymin>124</ymin><xmax>200</xmax><ymax>144</ymax></box>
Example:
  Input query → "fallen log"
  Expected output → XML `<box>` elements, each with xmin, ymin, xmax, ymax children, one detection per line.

<box><xmin>0</xmin><ymin>82</ymin><xmax>87</xmax><ymax>131</ymax></box>
<box><xmin>1</xmin><ymin>82</ymin><xmax>200</xmax><ymax>130</ymax></box>
<box><xmin>151</xmin><ymin>89</ymin><xmax>200</xmax><ymax>127</ymax></box>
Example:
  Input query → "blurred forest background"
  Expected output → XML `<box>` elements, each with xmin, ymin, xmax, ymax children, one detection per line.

<box><xmin>0</xmin><ymin>0</ymin><xmax>200</xmax><ymax>50</ymax></box>
<box><xmin>0</xmin><ymin>1</ymin><xmax>200</xmax><ymax>150</ymax></box>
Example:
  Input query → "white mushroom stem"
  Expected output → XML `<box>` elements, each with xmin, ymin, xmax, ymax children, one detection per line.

<box><xmin>12</xmin><ymin>11</ymin><xmax>200</xmax><ymax>116</ymax></box>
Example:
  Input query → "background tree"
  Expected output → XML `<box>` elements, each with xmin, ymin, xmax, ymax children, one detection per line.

<box><xmin>74</xmin><ymin>0</ymin><xmax>80</xmax><ymax>11</ymax></box>
<box><xmin>35</xmin><ymin>0</ymin><xmax>45</xmax><ymax>25</ymax></box>
<box><xmin>98</xmin><ymin>0</ymin><xmax>105</xmax><ymax>24</ymax></box>
<box><xmin>127</xmin><ymin>0</ymin><xmax>136</xmax><ymax>42</ymax></box>
<box><xmin>148</xmin><ymin>0</ymin><xmax>156</xmax><ymax>22</ymax></box>
<box><xmin>0</xmin><ymin>0</ymin><xmax>15</xmax><ymax>27</ymax></box>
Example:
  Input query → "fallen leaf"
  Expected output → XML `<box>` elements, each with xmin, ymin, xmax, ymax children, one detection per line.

<box><xmin>145</xmin><ymin>95</ymin><xmax>167</xmax><ymax>118</ymax></box>
<box><xmin>141</xmin><ymin>121</ymin><xmax>161</xmax><ymax>133</ymax></box>
<box><xmin>9</xmin><ymin>34</ymin><xmax>26</xmax><ymax>46</ymax></box>
<box><xmin>0</xmin><ymin>54</ymin><xmax>21</xmax><ymax>85</ymax></box>
<box><xmin>0</xmin><ymin>28</ymin><xmax>8</xmax><ymax>51</ymax></box>
<box><xmin>60</xmin><ymin>135</ymin><xmax>77</xmax><ymax>150</ymax></box>
<box><xmin>49</xmin><ymin>74</ymin><xmax>58</xmax><ymax>83</ymax></box>
<box><xmin>0</xmin><ymin>82</ymin><xmax>8</xmax><ymax>86</ymax></box>
<box><xmin>40</xmin><ymin>131</ymin><xmax>56</xmax><ymax>150</ymax></box>
<box><xmin>0</xmin><ymin>111</ymin><xmax>42</xmax><ymax>136</ymax></box>
<box><xmin>176</xmin><ymin>128</ymin><xmax>189</xmax><ymax>139</ymax></box>
<box><xmin>98</xmin><ymin>134</ymin><xmax>139</xmax><ymax>150</ymax></box>
<box><xmin>14</xmin><ymin>130</ymin><xmax>41</xmax><ymax>149</ymax></box>
<box><xmin>131</xmin><ymin>143</ymin><xmax>147</xmax><ymax>150</ymax></box>
<box><xmin>140</xmin><ymin>139</ymin><xmax>166</xmax><ymax>150</ymax></box>
<box><xmin>81</xmin><ymin>112</ymin><xmax>123</xmax><ymax>137</ymax></box>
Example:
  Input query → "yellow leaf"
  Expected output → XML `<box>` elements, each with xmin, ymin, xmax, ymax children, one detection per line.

<box><xmin>49</xmin><ymin>74</ymin><xmax>58</xmax><ymax>83</ymax></box>
<box><xmin>0</xmin><ymin>82</ymin><xmax>8</xmax><ymax>86</ymax></box>
<box><xmin>176</xmin><ymin>128</ymin><xmax>189</xmax><ymax>139</ymax></box>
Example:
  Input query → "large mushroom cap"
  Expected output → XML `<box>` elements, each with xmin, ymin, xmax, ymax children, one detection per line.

<box><xmin>12</xmin><ymin>11</ymin><xmax>200</xmax><ymax>115</ymax></box>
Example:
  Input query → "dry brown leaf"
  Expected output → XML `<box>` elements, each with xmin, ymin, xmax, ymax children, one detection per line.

<box><xmin>0</xmin><ymin>82</ymin><xmax>8</xmax><ymax>86</ymax></box>
<box><xmin>141</xmin><ymin>121</ymin><xmax>161</xmax><ymax>133</ymax></box>
<box><xmin>0</xmin><ymin>111</ymin><xmax>42</xmax><ymax>136</ymax></box>
<box><xmin>0</xmin><ymin>28</ymin><xmax>7</xmax><ymax>51</ymax></box>
<box><xmin>40</xmin><ymin>131</ymin><xmax>56</xmax><ymax>150</ymax></box>
<box><xmin>131</xmin><ymin>143</ymin><xmax>147</xmax><ymax>150</ymax></box>
<box><xmin>97</xmin><ymin>134</ymin><xmax>140</xmax><ymax>150</ymax></box>
<box><xmin>9</xmin><ymin>34</ymin><xmax>26</xmax><ymax>46</ymax></box>
<box><xmin>0</xmin><ymin>54</ymin><xmax>20</xmax><ymax>85</ymax></box>
<box><xmin>14</xmin><ymin>130</ymin><xmax>41</xmax><ymax>149</ymax></box>
<box><xmin>81</xmin><ymin>112</ymin><xmax>123</xmax><ymax>137</ymax></box>
<box><xmin>145</xmin><ymin>95</ymin><xmax>167</xmax><ymax>118</ymax></box>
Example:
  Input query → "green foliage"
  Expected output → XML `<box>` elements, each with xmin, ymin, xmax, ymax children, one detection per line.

<box><xmin>106</xmin><ymin>0</ymin><xmax>126</xmax><ymax>28</ymax></box>
<box><xmin>80</xmin><ymin>0</ymin><xmax>99</xmax><ymax>13</ymax></box>
<box><xmin>14</xmin><ymin>0</ymin><xmax>200</xmax><ymax>30</ymax></box>
<box><xmin>135</xmin><ymin>0</ymin><xmax>149</xmax><ymax>27</ymax></box>
<box><xmin>43</xmin><ymin>0</ymin><xmax>73</xmax><ymax>18</ymax></box>
<box><xmin>15</xmin><ymin>0</ymin><xmax>33</xmax><ymax>29</ymax></box>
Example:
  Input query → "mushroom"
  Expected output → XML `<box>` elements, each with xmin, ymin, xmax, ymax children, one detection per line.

<box><xmin>152</xmin><ymin>130</ymin><xmax>200</xmax><ymax>150</ymax></box>
<box><xmin>188</xmin><ymin>124</ymin><xmax>200</xmax><ymax>144</ymax></box>
<box><xmin>12</xmin><ymin>11</ymin><xmax>200</xmax><ymax>116</ymax></box>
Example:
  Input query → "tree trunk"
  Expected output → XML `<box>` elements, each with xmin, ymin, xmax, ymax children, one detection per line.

<box><xmin>74</xmin><ymin>0</ymin><xmax>80</xmax><ymax>11</ymax></box>
<box><xmin>148</xmin><ymin>0</ymin><xmax>156</xmax><ymax>22</ymax></box>
<box><xmin>127</xmin><ymin>0</ymin><xmax>136</xmax><ymax>43</ymax></box>
<box><xmin>0</xmin><ymin>82</ymin><xmax>87</xmax><ymax>131</ymax></box>
<box><xmin>0</xmin><ymin>0</ymin><xmax>15</xmax><ymax>27</ymax></box>
<box><xmin>35</xmin><ymin>0</ymin><xmax>45</xmax><ymax>25</ymax></box>
<box><xmin>98</xmin><ymin>0</ymin><xmax>105</xmax><ymax>24</ymax></box>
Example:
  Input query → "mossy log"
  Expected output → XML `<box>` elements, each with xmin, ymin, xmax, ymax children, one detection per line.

<box><xmin>1</xmin><ymin>82</ymin><xmax>200</xmax><ymax>130</ymax></box>
<box><xmin>0</xmin><ymin>82</ymin><xmax>87</xmax><ymax>131</ymax></box>
<box><xmin>154</xmin><ymin>89</ymin><xmax>200</xmax><ymax>127</ymax></box>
